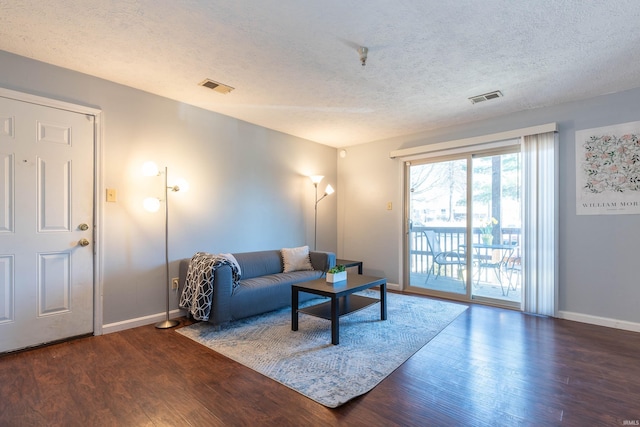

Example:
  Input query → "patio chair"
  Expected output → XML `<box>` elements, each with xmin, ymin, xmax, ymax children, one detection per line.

<box><xmin>505</xmin><ymin>254</ymin><xmax>521</xmax><ymax>295</ymax></box>
<box><xmin>472</xmin><ymin>243</ymin><xmax>517</xmax><ymax>295</ymax></box>
<box><xmin>423</xmin><ymin>230</ymin><xmax>466</xmax><ymax>287</ymax></box>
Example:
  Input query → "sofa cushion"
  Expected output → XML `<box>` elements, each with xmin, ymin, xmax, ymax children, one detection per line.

<box><xmin>281</xmin><ymin>245</ymin><xmax>314</xmax><ymax>272</ymax></box>
<box><xmin>237</xmin><ymin>270</ymin><xmax>322</xmax><ymax>290</ymax></box>
<box><xmin>230</xmin><ymin>270</ymin><xmax>323</xmax><ymax>320</ymax></box>
<box><xmin>233</xmin><ymin>250</ymin><xmax>283</xmax><ymax>279</ymax></box>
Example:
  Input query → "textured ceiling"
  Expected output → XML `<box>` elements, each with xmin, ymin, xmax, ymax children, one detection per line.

<box><xmin>2</xmin><ymin>1</ymin><xmax>640</xmax><ymax>147</ymax></box>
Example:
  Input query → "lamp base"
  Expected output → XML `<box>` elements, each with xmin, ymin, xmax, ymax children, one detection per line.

<box><xmin>155</xmin><ymin>319</ymin><xmax>180</xmax><ymax>329</ymax></box>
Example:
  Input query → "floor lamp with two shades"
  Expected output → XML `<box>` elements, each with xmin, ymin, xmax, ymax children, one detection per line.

<box><xmin>142</xmin><ymin>161</ymin><xmax>189</xmax><ymax>329</ymax></box>
<box><xmin>309</xmin><ymin>175</ymin><xmax>334</xmax><ymax>251</ymax></box>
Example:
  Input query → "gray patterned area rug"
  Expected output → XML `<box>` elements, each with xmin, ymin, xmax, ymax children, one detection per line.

<box><xmin>176</xmin><ymin>291</ymin><xmax>467</xmax><ymax>407</ymax></box>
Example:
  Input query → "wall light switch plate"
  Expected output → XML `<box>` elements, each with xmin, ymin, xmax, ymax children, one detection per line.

<box><xmin>106</xmin><ymin>188</ymin><xmax>117</xmax><ymax>202</ymax></box>
<box><xmin>387</xmin><ymin>202</ymin><xmax>393</xmax><ymax>210</ymax></box>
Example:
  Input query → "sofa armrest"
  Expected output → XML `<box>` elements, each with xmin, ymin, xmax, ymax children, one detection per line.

<box><xmin>309</xmin><ymin>251</ymin><xmax>336</xmax><ymax>272</ymax></box>
<box><xmin>178</xmin><ymin>258</ymin><xmax>234</xmax><ymax>325</ymax></box>
<box><xmin>209</xmin><ymin>264</ymin><xmax>234</xmax><ymax>325</ymax></box>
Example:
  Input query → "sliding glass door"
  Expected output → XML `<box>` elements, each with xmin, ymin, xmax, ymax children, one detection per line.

<box><xmin>407</xmin><ymin>158</ymin><xmax>468</xmax><ymax>296</ymax></box>
<box><xmin>469</xmin><ymin>149</ymin><xmax>521</xmax><ymax>305</ymax></box>
<box><xmin>405</xmin><ymin>146</ymin><xmax>522</xmax><ymax>308</ymax></box>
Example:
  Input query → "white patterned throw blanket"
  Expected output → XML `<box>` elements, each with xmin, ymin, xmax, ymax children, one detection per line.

<box><xmin>179</xmin><ymin>252</ymin><xmax>241</xmax><ymax>321</ymax></box>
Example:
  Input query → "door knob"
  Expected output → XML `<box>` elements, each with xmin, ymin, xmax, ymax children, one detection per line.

<box><xmin>79</xmin><ymin>238</ymin><xmax>90</xmax><ymax>247</ymax></box>
<box><xmin>79</xmin><ymin>223</ymin><xmax>89</xmax><ymax>231</ymax></box>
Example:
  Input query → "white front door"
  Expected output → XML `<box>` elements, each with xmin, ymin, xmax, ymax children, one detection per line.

<box><xmin>0</xmin><ymin>96</ymin><xmax>95</xmax><ymax>353</ymax></box>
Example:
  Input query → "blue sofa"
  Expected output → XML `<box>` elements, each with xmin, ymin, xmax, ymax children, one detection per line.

<box><xmin>179</xmin><ymin>249</ymin><xmax>336</xmax><ymax>327</ymax></box>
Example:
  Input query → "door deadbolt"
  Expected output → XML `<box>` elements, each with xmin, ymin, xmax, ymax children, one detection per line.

<box><xmin>79</xmin><ymin>223</ymin><xmax>89</xmax><ymax>231</ymax></box>
<box><xmin>79</xmin><ymin>238</ymin><xmax>90</xmax><ymax>247</ymax></box>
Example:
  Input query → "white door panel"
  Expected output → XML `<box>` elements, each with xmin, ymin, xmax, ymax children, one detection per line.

<box><xmin>0</xmin><ymin>96</ymin><xmax>94</xmax><ymax>353</ymax></box>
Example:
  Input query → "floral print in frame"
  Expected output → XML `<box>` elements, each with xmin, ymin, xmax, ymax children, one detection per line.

<box><xmin>576</xmin><ymin>121</ymin><xmax>640</xmax><ymax>215</ymax></box>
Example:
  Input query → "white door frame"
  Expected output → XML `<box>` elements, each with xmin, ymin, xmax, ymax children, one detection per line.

<box><xmin>0</xmin><ymin>87</ymin><xmax>104</xmax><ymax>335</ymax></box>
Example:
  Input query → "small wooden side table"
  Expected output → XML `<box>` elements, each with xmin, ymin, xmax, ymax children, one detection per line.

<box><xmin>335</xmin><ymin>259</ymin><xmax>363</xmax><ymax>275</ymax></box>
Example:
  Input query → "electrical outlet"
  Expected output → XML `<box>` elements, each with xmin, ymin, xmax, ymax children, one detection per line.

<box><xmin>171</xmin><ymin>278</ymin><xmax>179</xmax><ymax>290</ymax></box>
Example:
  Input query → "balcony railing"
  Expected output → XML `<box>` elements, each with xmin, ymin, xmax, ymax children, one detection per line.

<box><xmin>410</xmin><ymin>226</ymin><xmax>521</xmax><ymax>282</ymax></box>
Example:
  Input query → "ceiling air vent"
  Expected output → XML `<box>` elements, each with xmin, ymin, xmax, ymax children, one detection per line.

<box><xmin>199</xmin><ymin>79</ymin><xmax>234</xmax><ymax>94</ymax></box>
<box><xmin>469</xmin><ymin>90</ymin><xmax>503</xmax><ymax>104</ymax></box>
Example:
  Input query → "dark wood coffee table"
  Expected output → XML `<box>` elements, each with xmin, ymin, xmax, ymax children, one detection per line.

<box><xmin>291</xmin><ymin>274</ymin><xmax>387</xmax><ymax>345</ymax></box>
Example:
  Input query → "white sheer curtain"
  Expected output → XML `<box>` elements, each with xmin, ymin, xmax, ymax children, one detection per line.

<box><xmin>522</xmin><ymin>131</ymin><xmax>558</xmax><ymax>316</ymax></box>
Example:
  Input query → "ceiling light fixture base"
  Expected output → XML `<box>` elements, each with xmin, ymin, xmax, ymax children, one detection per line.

<box><xmin>357</xmin><ymin>46</ymin><xmax>368</xmax><ymax>66</ymax></box>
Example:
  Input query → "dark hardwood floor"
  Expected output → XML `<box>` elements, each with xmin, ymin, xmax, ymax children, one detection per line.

<box><xmin>2</xmin><ymin>298</ymin><xmax>639</xmax><ymax>426</ymax></box>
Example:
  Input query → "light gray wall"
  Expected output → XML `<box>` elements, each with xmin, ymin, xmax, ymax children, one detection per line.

<box><xmin>0</xmin><ymin>50</ymin><xmax>337</xmax><ymax>325</ymax></box>
<box><xmin>4</xmin><ymin>47</ymin><xmax>638</xmax><ymax>328</ymax></box>
<box><xmin>338</xmin><ymin>87</ymin><xmax>640</xmax><ymax>326</ymax></box>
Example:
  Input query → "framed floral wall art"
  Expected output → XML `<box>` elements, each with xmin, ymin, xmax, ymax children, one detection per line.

<box><xmin>575</xmin><ymin>121</ymin><xmax>640</xmax><ymax>215</ymax></box>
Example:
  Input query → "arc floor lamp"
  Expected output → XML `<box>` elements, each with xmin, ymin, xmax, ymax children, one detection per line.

<box><xmin>310</xmin><ymin>175</ymin><xmax>334</xmax><ymax>251</ymax></box>
<box><xmin>143</xmin><ymin>161</ymin><xmax>188</xmax><ymax>329</ymax></box>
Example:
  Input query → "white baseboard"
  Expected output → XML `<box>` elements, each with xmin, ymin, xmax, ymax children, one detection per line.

<box><xmin>386</xmin><ymin>282</ymin><xmax>401</xmax><ymax>291</ymax></box>
<box><xmin>101</xmin><ymin>309</ymin><xmax>185</xmax><ymax>335</ymax></box>
<box><xmin>557</xmin><ymin>310</ymin><xmax>640</xmax><ymax>333</ymax></box>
